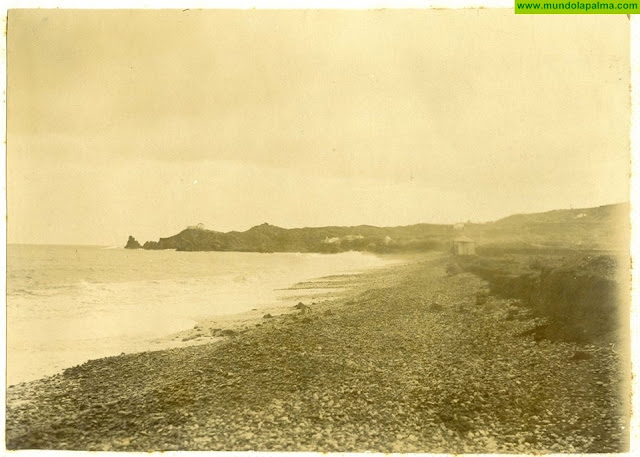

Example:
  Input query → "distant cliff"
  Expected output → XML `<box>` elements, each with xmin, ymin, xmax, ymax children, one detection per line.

<box><xmin>136</xmin><ymin>222</ymin><xmax>450</xmax><ymax>253</ymax></box>
<box><xmin>127</xmin><ymin>202</ymin><xmax>628</xmax><ymax>254</ymax></box>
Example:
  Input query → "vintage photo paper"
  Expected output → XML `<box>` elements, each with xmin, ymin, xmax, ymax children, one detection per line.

<box><xmin>3</xmin><ymin>2</ymin><xmax>636</xmax><ymax>454</ymax></box>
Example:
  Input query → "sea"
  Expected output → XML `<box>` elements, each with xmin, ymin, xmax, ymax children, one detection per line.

<box><xmin>6</xmin><ymin>245</ymin><xmax>397</xmax><ymax>386</ymax></box>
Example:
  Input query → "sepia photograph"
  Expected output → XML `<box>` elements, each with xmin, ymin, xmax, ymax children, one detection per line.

<box><xmin>4</xmin><ymin>3</ymin><xmax>634</xmax><ymax>454</ymax></box>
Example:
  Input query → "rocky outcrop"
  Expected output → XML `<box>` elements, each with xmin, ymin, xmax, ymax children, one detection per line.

<box><xmin>142</xmin><ymin>241</ymin><xmax>159</xmax><ymax>249</ymax></box>
<box><xmin>124</xmin><ymin>236</ymin><xmax>142</xmax><ymax>249</ymax></box>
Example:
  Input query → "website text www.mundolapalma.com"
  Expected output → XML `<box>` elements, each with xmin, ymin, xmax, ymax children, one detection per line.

<box><xmin>515</xmin><ymin>0</ymin><xmax>637</xmax><ymax>12</ymax></box>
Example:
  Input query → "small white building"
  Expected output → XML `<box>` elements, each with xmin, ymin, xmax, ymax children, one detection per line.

<box><xmin>452</xmin><ymin>236</ymin><xmax>476</xmax><ymax>256</ymax></box>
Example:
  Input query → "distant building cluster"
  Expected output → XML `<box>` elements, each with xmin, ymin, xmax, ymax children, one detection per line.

<box><xmin>187</xmin><ymin>223</ymin><xmax>206</xmax><ymax>230</ymax></box>
<box><xmin>322</xmin><ymin>234</ymin><xmax>365</xmax><ymax>244</ymax></box>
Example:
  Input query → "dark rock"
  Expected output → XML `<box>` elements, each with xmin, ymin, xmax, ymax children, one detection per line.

<box><xmin>475</xmin><ymin>289</ymin><xmax>490</xmax><ymax>305</ymax></box>
<box><xmin>142</xmin><ymin>240</ymin><xmax>159</xmax><ymax>249</ymax></box>
<box><xmin>570</xmin><ymin>351</ymin><xmax>593</xmax><ymax>361</ymax></box>
<box><xmin>263</xmin><ymin>314</ymin><xmax>273</xmax><ymax>319</ymax></box>
<box><xmin>212</xmin><ymin>329</ymin><xmax>237</xmax><ymax>337</ymax></box>
<box><xmin>124</xmin><ymin>236</ymin><xmax>142</xmax><ymax>249</ymax></box>
<box><xmin>297</xmin><ymin>304</ymin><xmax>311</xmax><ymax>314</ymax></box>
<box><xmin>518</xmin><ymin>324</ymin><xmax>550</xmax><ymax>342</ymax></box>
<box><xmin>505</xmin><ymin>309</ymin><xmax>519</xmax><ymax>321</ymax></box>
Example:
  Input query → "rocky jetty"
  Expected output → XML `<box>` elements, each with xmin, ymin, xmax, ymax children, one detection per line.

<box><xmin>5</xmin><ymin>255</ymin><xmax>627</xmax><ymax>452</ymax></box>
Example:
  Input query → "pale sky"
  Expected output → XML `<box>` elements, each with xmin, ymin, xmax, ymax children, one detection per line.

<box><xmin>7</xmin><ymin>9</ymin><xmax>630</xmax><ymax>246</ymax></box>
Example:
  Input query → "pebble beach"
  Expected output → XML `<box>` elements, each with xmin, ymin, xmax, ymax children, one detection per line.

<box><xmin>5</xmin><ymin>254</ymin><xmax>628</xmax><ymax>452</ymax></box>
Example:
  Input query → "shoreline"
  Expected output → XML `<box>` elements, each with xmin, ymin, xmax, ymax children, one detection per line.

<box><xmin>8</xmin><ymin>253</ymin><xmax>408</xmax><ymax>388</ymax></box>
<box><xmin>6</xmin><ymin>252</ymin><xmax>626</xmax><ymax>452</ymax></box>
<box><xmin>137</xmin><ymin>256</ymin><xmax>412</xmax><ymax>358</ymax></box>
<box><xmin>156</xmin><ymin>271</ymin><xmax>372</xmax><ymax>348</ymax></box>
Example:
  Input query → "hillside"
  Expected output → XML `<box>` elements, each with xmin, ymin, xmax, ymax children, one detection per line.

<box><xmin>131</xmin><ymin>223</ymin><xmax>451</xmax><ymax>253</ymax></box>
<box><xmin>465</xmin><ymin>203</ymin><xmax>629</xmax><ymax>253</ymax></box>
<box><xmin>125</xmin><ymin>202</ymin><xmax>628</xmax><ymax>254</ymax></box>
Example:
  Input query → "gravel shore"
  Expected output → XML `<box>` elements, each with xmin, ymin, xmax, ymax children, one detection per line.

<box><xmin>6</xmin><ymin>254</ymin><xmax>627</xmax><ymax>452</ymax></box>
